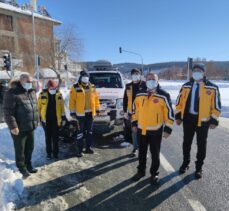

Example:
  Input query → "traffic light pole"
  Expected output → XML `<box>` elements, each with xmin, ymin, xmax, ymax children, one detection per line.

<box><xmin>9</xmin><ymin>53</ymin><xmax>14</xmax><ymax>78</ymax></box>
<box><xmin>119</xmin><ymin>47</ymin><xmax>144</xmax><ymax>73</ymax></box>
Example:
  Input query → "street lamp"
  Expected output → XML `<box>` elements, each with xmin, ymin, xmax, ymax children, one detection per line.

<box><xmin>119</xmin><ymin>47</ymin><xmax>144</xmax><ymax>72</ymax></box>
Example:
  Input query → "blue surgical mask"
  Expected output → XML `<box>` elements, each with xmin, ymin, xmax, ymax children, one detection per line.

<box><xmin>192</xmin><ymin>72</ymin><xmax>204</xmax><ymax>81</ymax></box>
<box><xmin>146</xmin><ymin>80</ymin><xmax>158</xmax><ymax>90</ymax></box>
<box><xmin>22</xmin><ymin>82</ymin><xmax>32</xmax><ymax>91</ymax></box>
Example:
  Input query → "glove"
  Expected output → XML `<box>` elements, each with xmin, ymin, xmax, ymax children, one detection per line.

<box><xmin>70</xmin><ymin>113</ymin><xmax>77</xmax><ymax>120</ymax></box>
<box><xmin>124</xmin><ymin>113</ymin><xmax>129</xmax><ymax>120</ymax></box>
<box><xmin>41</xmin><ymin>121</ymin><xmax>46</xmax><ymax>127</ymax></box>
<box><xmin>61</xmin><ymin>116</ymin><xmax>67</xmax><ymax>126</ymax></box>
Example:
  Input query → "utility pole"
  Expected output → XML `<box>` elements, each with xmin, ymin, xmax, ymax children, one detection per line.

<box><xmin>187</xmin><ymin>57</ymin><xmax>193</xmax><ymax>80</ymax></box>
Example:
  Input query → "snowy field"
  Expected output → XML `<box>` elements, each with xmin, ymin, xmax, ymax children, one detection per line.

<box><xmin>0</xmin><ymin>80</ymin><xmax>228</xmax><ymax>210</ymax></box>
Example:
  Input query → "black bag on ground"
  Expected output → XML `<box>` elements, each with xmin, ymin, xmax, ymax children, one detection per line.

<box><xmin>59</xmin><ymin>119</ymin><xmax>79</xmax><ymax>143</ymax></box>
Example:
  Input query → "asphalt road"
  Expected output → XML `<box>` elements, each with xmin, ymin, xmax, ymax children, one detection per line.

<box><xmin>16</xmin><ymin>124</ymin><xmax>229</xmax><ymax>211</ymax></box>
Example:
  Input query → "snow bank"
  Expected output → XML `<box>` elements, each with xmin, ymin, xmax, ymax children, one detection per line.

<box><xmin>0</xmin><ymin>123</ymin><xmax>46</xmax><ymax>210</ymax></box>
<box><xmin>0</xmin><ymin>124</ymin><xmax>23</xmax><ymax>210</ymax></box>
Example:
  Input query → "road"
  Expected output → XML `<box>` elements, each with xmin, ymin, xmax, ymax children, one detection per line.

<box><xmin>15</xmin><ymin>123</ymin><xmax>229</xmax><ymax>211</ymax></box>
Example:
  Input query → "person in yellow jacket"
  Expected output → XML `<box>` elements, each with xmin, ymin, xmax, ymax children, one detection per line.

<box><xmin>131</xmin><ymin>73</ymin><xmax>174</xmax><ymax>183</ymax></box>
<box><xmin>38</xmin><ymin>80</ymin><xmax>66</xmax><ymax>159</ymax></box>
<box><xmin>69</xmin><ymin>70</ymin><xmax>100</xmax><ymax>157</ymax></box>
<box><xmin>175</xmin><ymin>63</ymin><xmax>221</xmax><ymax>179</ymax></box>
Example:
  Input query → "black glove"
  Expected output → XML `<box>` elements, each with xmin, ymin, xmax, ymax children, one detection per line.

<box><xmin>61</xmin><ymin>116</ymin><xmax>67</xmax><ymax>126</ymax></box>
<box><xmin>70</xmin><ymin>113</ymin><xmax>77</xmax><ymax>120</ymax></box>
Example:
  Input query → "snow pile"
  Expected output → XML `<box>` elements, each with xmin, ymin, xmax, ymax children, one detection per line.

<box><xmin>0</xmin><ymin>124</ymin><xmax>23</xmax><ymax>211</ymax></box>
<box><xmin>0</xmin><ymin>123</ymin><xmax>46</xmax><ymax>210</ymax></box>
<box><xmin>40</xmin><ymin>68</ymin><xmax>58</xmax><ymax>79</ymax></box>
<box><xmin>0</xmin><ymin>161</ymin><xmax>23</xmax><ymax>211</ymax></box>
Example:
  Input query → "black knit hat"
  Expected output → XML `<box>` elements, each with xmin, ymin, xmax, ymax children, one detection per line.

<box><xmin>192</xmin><ymin>63</ymin><xmax>206</xmax><ymax>72</ymax></box>
<box><xmin>80</xmin><ymin>70</ymin><xmax>89</xmax><ymax>77</ymax></box>
<box><xmin>131</xmin><ymin>68</ymin><xmax>141</xmax><ymax>75</ymax></box>
<box><xmin>79</xmin><ymin>69</ymin><xmax>89</xmax><ymax>83</ymax></box>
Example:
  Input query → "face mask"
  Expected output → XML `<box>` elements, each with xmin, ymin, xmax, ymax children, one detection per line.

<box><xmin>192</xmin><ymin>72</ymin><xmax>204</xmax><ymax>81</ymax></box>
<box><xmin>81</xmin><ymin>76</ymin><xmax>89</xmax><ymax>84</ymax></box>
<box><xmin>146</xmin><ymin>80</ymin><xmax>158</xmax><ymax>90</ymax></box>
<box><xmin>49</xmin><ymin>89</ymin><xmax>57</xmax><ymax>95</ymax></box>
<box><xmin>132</xmin><ymin>74</ymin><xmax>141</xmax><ymax>82</ymax></box>
<box><xmin>22</xmin><ymin>82</ymin><xmax>32</xmax><ymax>91</ymax></box>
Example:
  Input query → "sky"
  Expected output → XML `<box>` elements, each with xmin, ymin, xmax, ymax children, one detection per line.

<box><xmin>17</xmin><ymin>0</ymin><xmax>229</xmax><ymax>64</ymax></box>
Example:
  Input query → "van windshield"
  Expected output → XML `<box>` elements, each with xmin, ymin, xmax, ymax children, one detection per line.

<box><xmin>89</xmin><ymin>72</ymin><xmax>123</xmax><ymax>88</ymax></box>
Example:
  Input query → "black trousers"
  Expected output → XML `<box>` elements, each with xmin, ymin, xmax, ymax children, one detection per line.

<box><xmin>137</xmin><ymin>127</ymin><xmax>163</xmax><ymax>176</ymax></box>
<box><xmin>183</xmin><ymin>114</ymin><xmax>210</xmax><ymax>170</ymax></box>
<box><xmin>11</xmin><ymin>130</ymin><xmax>34</xmax><ymax>170</ymax></box>
<box><xmin>76</xmin><ymin>113</ymin><xmax>94</xmax><ymax>153</ymax></box>
<box><xmin>43</xmin><ymin>121</ymin><xmax>59</xmax><ymax>157</ymax></box>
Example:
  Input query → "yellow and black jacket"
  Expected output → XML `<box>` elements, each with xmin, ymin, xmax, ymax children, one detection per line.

<box><xmin>132</xmin><ymin>86</ymin><xmax>174</xmax><ymax>135</ymax></box>
<box><xmin>38</xmin><ymin>90</ymin><xmax>65</xmax><ymax>126</ymax></box>
<box><xmin>123</xmin><ymin>81</ymin><xmax>146</xmax><ymax>114</ymax></box>
<box><xmin>69</xmin><ymin>82</ymin><xmax>100</xmax><ymax>118</ymax></box>
<box><xmin>175</xmin><ymin>78</ymin><xmax>221</xmax><ymax>126</ymax></box>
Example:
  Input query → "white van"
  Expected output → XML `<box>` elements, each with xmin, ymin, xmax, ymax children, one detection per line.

<box><xmin>89</xmin><ymin>70</ymin><xmax>125</xmax><ymax>135</ymax></box>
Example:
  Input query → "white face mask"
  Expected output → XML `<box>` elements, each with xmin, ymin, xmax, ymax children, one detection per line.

<box><xmin>192</xmin><ymin>72</ymin><xmax>204</xmax><ymax>81</ymax></box>
<box><xmin>49</xmin><ymin>89</ymin><xmax>57</xmax><ymax>95</ymax></box>
<box><xmin>81</xmin><ymin>76</ymin><xmax>89</xmax><ymax>84</ymax></box>
<box><xmin>146</xmin><ymin>80</ymin><xmax>158</xmax><ymax>90</ymax></box>
<box><xmin>132</xmin><ymin>74</ymin><xmax>141</xmax><ymax>82</ymax></box>
<box><xmin>22</xmin><ymin>82</ymin><xmax>32</xmax><ymax>91</ymax></box>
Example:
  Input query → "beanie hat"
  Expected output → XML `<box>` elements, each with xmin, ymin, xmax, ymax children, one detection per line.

<box><xmin>131</xmin><ymin>68</ymin><xmax>141</xmax><ymax>75</ymax></box>
<box><xmin>47</xmin><ymin>80</ymin><xmax>58</xmax><ymax>88</ymax></box>
<box><xmin>192</xmin><ymin>63</ymin><xmax>206</xmax><ymax>72</ymax></box>
<box><xmin>79</xmin><ymin>69</ymin><xmax>89</xmax><ymax>83</ymax></box>
<box><xmin>80</xmin><ymin>70</ymin><xmax>89</xmax><ymax>77</ymax></box>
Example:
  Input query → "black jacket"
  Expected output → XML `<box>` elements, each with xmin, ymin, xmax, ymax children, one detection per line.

<box><xmin>123</xmin><ymin>81</ymin><xmax>146</xmax><ymax>113</ymax></box>
<box><xmin>3</xmin><ymin>80</ymin><xmax>39</xmax><ymax>132</ymax></box>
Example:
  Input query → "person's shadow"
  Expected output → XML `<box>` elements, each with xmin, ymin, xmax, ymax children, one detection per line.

<box><xmin>67</xmin><ymin>171</ymin><xmax>195</xmax><ymax>211</ymax></box>
<box><xmin>15</xmin><ymin>154</ymin><xmax>138</xmax><ymax>209</ymax></box>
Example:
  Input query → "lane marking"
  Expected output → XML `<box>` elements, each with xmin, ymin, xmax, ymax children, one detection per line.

<box><xmin>160</xmin><ymin>153</ymin><xmax>207</xmax><ymax>211</ymax></box>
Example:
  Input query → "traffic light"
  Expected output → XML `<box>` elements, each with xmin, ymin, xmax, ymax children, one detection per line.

<box><xmin>64</xmin><ymin>64</ymin><xmax>68</xmax><ymax>70</ymax></box>
<box><xmin>3</xmin><ymin>54</ymin><xmax>11</xmax><ymax>71</ymax></box>
<box><xmin>119</xmin><ymin>47</ymin><xmax>122</xmax><ymax>54</ymax></box>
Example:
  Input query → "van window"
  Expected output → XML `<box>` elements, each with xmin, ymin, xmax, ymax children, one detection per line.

<box><xmin>89</xmin><ymin>73</ymin><xmax>123</xmax><ymax>88</ymax></box>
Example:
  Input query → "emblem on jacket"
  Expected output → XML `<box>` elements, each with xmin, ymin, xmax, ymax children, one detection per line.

<box><xmin>153</xmin><ymin>99</ymin><xmax>159</xmax><ymax>103</ymax></box>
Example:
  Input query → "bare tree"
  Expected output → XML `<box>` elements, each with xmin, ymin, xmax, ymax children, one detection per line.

<box><xmin>41</xmin><ymin>24</ymin><xmax>84</xmax><ymax>85</ymax></box>
<box><xmin>54</xmin><ymin>24</ymin><xmax>84</xmax><ymax>71</ymax></box>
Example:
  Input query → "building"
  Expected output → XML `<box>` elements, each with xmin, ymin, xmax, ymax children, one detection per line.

<box><xmin>0</xmin><ymin>0</ymin><xmax>61</xmax><ymax>74</ymax></box>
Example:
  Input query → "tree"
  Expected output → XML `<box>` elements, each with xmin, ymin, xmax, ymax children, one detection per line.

<box><xmin>54</xmin><ymin>24</ymin><xmax>84</xmax><ymax>71</ymax></box>
<box><xmin>41</xmin><ymin>24</ymin><xmax>84</xmax><ymax>84</ymax></box>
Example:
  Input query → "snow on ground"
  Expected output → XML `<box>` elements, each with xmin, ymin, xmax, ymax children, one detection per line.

<box><xmin>0</xmin><ymin>124</ymin><xmax>46</xmax><ymax>211</ymax></box>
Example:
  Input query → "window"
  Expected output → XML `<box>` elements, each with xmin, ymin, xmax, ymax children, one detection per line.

<box><xmin>89</xmin><ymin>72</ymin><xmax>123</xmax><ymax>88</ymax></box>
<box><xmin>0</xmin><ymin>14</ymin><xmax>13</xmax><ymax>31</ymax></box>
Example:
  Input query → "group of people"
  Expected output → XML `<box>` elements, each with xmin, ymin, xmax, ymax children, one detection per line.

<box><xmin>3</xmin><ymin>63</ymin><xmax>221</xmax><ymax>183</ymax></box>
<box><xmin>3</xmin><ymin>70</ymin><xmax>100</xmax><ymax>178</ymax></box>
<box><xmin>123</xmin><ymin>63</ymin><xmax>221</xmax><ymax>184</ymax></box>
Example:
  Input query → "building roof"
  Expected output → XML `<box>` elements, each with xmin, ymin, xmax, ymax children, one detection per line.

<box><xmin>0</xmin><ymin>2</ymin><xmax>62</xmax><ymax>25</ymax></box>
